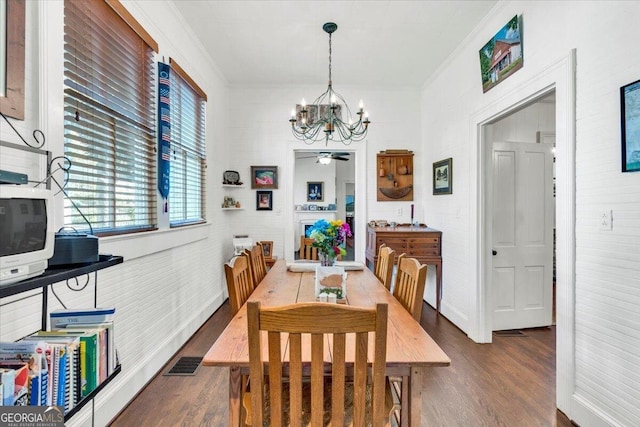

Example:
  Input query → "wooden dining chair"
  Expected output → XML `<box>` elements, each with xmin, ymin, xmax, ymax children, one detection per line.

<box><xmin>393</xmin><ymin>254</ymin><xmax>427</xmax><ymax>321</ymax></box>
<box><xmin>375</xmin><ymin>244</ymin><xmax>396</xmax><ymax>291</ymax></box>
<box><xmin>246</xmin><ymin>301</ymin><xmax>390</xmax><ymax>427</ymax></box>
<box><xmin>299</xmin><ymin>236</ymin><xmax>318</xmax><ymax>260</ymax></box>
<box><xmin>243</xmin><ymin>243</ymin><xmax>268</xmax><ymax>287</ymax></box>
<box><xmin>223</xmin><ymin>254</ymin><xmax>254</xmax><ymax>315</ymax></box>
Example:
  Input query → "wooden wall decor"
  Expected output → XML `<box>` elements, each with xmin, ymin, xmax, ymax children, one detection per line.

<box><xmin>376</xmin><ymin>150</ymin><xmax>414</xmax><ymax>201</ymax></box>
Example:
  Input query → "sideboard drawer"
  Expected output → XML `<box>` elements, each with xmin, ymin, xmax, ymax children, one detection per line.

<box><xmin>408</xmin><ymin>239</ymin><xmax>440</xmax><ymax>256</ymax></box>
<box><xmin>377</xmin><ymin>238</ymin><xmax>407</xmax><ymax>252</ymax></box>
<box><xmin>408</xmin><ymin>247</ymin><xmax>440</xmax><ymax>256</ymax></box>
<box><xmin>408</xmin><ymin>237</ymin><xmax>440</xmax><ymax>245</ymax></box>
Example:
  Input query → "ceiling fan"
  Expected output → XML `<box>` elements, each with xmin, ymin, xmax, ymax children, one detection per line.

<box><xmin>298</xmin><ymin>152</ymin><xmax>350</xmax><ymax>164</ymax></box>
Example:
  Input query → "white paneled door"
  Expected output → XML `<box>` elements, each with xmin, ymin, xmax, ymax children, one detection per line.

<box><xmin>492</xmin><ymin>141</ymin><xmax>554</xmax><ymax>330</ymax></box>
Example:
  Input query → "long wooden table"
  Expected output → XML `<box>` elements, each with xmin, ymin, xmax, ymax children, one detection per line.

<box><xmin>203</xmin><ymin>259</ymin><xmax>450</xmax><ymax>426</ymax></box>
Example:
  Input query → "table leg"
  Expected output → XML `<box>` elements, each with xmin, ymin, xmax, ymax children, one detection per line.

<box><xmin>229</xmin><ymin>366</ymin><xmax>242</xmax><ymax>427</ymax></box>
<box><xmin>409</xmin><ymin>367</ymin><xmax>423</xmax><ymax>426</ymax></box>
<box><xmin>435</xmin><ymin>261</ymin><xmax>442</xmax><ymax>314</ymax></box>
<box><xmin>400</xmin><ymin>375</ymin><xmax>410</xmax><ymax>427</ymax></box>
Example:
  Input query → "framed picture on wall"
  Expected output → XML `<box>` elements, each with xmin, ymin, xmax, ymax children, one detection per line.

<box><xmin>256</xmin><ymin>190</ymin><xmax>273</xmax><ymax>210</ymax></box>
<box><xmin>621</xmin><ymin>78</ymin><xmax>640</xmax><ymax>172</ymax></box>
<box><xmin>478</xmin><ymin>15</ymin><xmax>523</xmax><ymax>93</ymax></box>
<box><xmin>251</xmin><ymin>166</ymin><xmax>278</xmax><ymax>188</ymax></box>
<box><xmin>433</xmin><ymin>158</ymin><xmax>453</xmax><ymax>195</ymax></box>
<box><xmin>259</xmin><ymin>241</ymin><xmax>273</xmax><ymax>259</ymax></box>
<box><xmin>307</xmin><ymin>181</ymin><xmax>324</xmax><ymax>202</ymax></box>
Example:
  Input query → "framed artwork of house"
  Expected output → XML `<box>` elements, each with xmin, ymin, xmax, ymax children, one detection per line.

<box><xmin>479</xmin><ymin>15</ymin><xmax>523</xmax><ymax>93</ymax></box>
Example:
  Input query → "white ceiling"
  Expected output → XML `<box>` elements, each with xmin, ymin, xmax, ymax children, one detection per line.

<box><xmin>171</xmin><ymin>1</ymin><xmax>498</xmax><ymax>87</ymax></box>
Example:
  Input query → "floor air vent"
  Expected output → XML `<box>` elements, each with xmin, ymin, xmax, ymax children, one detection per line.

<box><xmin>164</xmin><ymin>356</ymin><xmax>203</xmax><ymax>376</ymax></box>
<box><xmin>493</xmin><ymin>329</ymin><xmax>527</xmax><ymax>337</ymax></box>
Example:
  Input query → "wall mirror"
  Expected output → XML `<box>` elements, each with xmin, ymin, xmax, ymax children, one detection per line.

<box><xmin>0</xmin><ymin>0</ymin><xmax>25</xmax><ymax>120</ymax></box>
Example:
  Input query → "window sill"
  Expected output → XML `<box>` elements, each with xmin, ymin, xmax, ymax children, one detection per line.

<box><xmin>99</xmin><ymin>222</ymin><xmax>211</xmax><ymax>261</ymax></box>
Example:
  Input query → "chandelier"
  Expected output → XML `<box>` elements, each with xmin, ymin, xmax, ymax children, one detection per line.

<box><xmin>289</xmin><ymin>22</ymin><xmax>370</xmax><ymax>145</ymax></box>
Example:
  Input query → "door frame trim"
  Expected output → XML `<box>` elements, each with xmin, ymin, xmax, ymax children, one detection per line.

<box><xmin>469</xmin><ymin>50</ymin><xmax>576</xmax><ymax>415</ymax></box>
<box><xmin>284</xmin><ymin>143</ymin><xmax>367</xmax><ymax>264</ymax></box>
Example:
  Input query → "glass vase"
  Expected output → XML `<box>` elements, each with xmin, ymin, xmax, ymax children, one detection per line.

<box><xmin>318</xmin><ymin>251</ymin><xmax>336</xmax><ymax>266</ymax></box>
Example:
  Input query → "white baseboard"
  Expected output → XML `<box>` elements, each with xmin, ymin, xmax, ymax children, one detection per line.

<box><xmin>571</xmin><ymin>393</ymin><xmax>626</xmax><ymax>427</ymax></box>
<box><xmin>434</xmin><ymin>299</ymin><xmax>470</xmax><ymax>339</ymax></box>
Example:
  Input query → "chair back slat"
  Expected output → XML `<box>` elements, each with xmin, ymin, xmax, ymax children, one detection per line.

<box><xmin>375</xmin><ymin>244</ymin><xmax>396</xmax><ymax>291</ymax></box>
<box><xmin>244</xmin><ymin>243</ymin><xmax>268</xmax><ymax>287</ymax></box>
<box><xmin>289</xmin><ymin>333</ymin><xmax>303</xmax><ymax>427</ymax></box>
<box><xmin>393</xmin><ymin>254</ymin><xmax>428</xmax><ymax>321</ymax></box>
<box><xmin>354</xmin><ymin>331</ymin><xmax>369</xmax><ymax>426</ymax></box>
<box><xmin>247</xmin><ymin>301</ymin><xmax>389</xmax><ymax>426</ymax></box>
<box><xmin>224</xmin><ymin>255</ymin><xmax>254</xmax><ymax>315</ymax></box>
<box><xmin>247</xmin><ymin>302</ymin><xmax>265</xmax><ymax>426</ymax></box>
<box><xmin>311</xmin><ymin>333</ymin><xmax>324</xmax><ymax>426</ymax></box>
<box><xmin>267</xmin><ymin>331</ymin><xmax>283</xmax><ymax>426</ymax></box>
<box><xmin>331</xmin><ymin>332</ymin><xmax>347</xmax><ymax>425</ymax></box>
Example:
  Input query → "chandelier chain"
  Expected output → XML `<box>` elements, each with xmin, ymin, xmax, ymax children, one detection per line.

<box><xmin>328</xmin><ymin>32</ymin><xmax>332</xmax><ymax>84</ymax></box>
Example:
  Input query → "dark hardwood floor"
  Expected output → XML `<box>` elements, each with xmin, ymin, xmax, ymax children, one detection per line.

<box><xmin>110</xmin><ymin>301</ymin><xmax>574</xmax><ymax>426</ymax></box>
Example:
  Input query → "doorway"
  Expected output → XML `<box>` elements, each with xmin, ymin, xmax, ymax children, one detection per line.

<box><xmin>471</xmin><ymin>51</ymin><xmax>575</xmax><ymax>414</ymax></box>
<box><xmin>486</xmin><ymin>93</ymin><xmax>556</xmax><ymax>331</ymax></box>
<box><xmin>293</xmin><ymin>150</ymin><xmax>356</xmax><ymax>261</ymax></box>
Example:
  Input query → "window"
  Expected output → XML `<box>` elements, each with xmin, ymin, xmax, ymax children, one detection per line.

<box><xmin>63</xmin><ymin>0</ymin><xmax>158</xmax><ymax>235</ymax></box>
<box><xmin>168</xmin><ymin>58</ymin><xmax>207</xmax><ymax>226</ymax></box>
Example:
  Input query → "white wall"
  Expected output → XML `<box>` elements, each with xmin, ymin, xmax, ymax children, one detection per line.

<box><xmin>294</xmin><ymin>157</ymin><xmax>337</xmax><ymax>206</ymax></box>
<box><xmin>491</xmin><ymin>99</ymin><xmax>555</xmax><ymax>143</ymax></box>
<box><xmin>0</xmin><ymin>2</ymin><xmax>230</xmax><ymax>426</ymax></box>
<box><xmin>225</xmin><ymin>85</ymin><xmax>422</xmax><ymax>262</ymax></box>
<box><xmin>422</xmin><ymin>1</ymin><xmax>640</xmax><ymax>425</ymax></box>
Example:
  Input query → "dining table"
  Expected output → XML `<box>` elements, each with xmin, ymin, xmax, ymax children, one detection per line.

<box><xmin>203</xmin><ymin>259</ymin><xmax>451</xmax><ymax>426</ymax></box>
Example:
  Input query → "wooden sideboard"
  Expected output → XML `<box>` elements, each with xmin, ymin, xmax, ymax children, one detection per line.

<box><xmin>366</xmin><ymin>225</ymin><xmax>443</xmax><ymax>313</ymax></box>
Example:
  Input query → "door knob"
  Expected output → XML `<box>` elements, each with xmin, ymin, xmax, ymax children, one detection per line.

<box><xmin>492</xmin><ymin>250</ymin><xmax>497</xmax><ymax>256</ymax></box>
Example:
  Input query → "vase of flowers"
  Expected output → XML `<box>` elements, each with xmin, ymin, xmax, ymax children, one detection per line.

<box><xmin>306</xmin><ymin>219</ymin><xmax>352</xmax><ymax>266</ymax></box>
<box><xmin>318</xmin><ymin>251</ymin><xmax>335</xmax><ymax>267</ymax></box>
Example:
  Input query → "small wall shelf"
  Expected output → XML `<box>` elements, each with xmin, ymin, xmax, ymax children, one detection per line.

<box><xmin>222</xmin><ymin>184</ymin><xmax>245</xmax><ymax>209</ymax></box>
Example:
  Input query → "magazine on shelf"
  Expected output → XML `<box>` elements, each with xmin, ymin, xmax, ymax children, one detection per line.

<box><xmin>49</xmin><ymin>307</ymin><xmax>115</xmax><ymax>329</ymax></box>
<box><xmin>0</xmin><ymin>341</ymin><xmax>49</xmax><ymax>406</ymax></box>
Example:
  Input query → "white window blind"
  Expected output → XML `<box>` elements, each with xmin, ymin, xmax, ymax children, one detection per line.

<box><xmin>63</xmin><ymin>0</ymin><xmax>158</xmax><ymax>235</ymax></box>
<box><xmin>168</xmin><ymin>58</ymin><xmax>207</xmax><ymax>226</ymax></box>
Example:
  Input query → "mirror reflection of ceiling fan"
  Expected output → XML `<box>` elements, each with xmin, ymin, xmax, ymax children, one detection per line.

<box><xmin>298</xmin><ymin>152</ymin><xmax>350</xmax><ymax>164</ymax></box>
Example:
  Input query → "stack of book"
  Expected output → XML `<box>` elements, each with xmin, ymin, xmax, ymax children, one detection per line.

<box><xmin>0</xmin><ymin>307</ymin><xmax>117</xmax><ymax>414</ymax></box>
